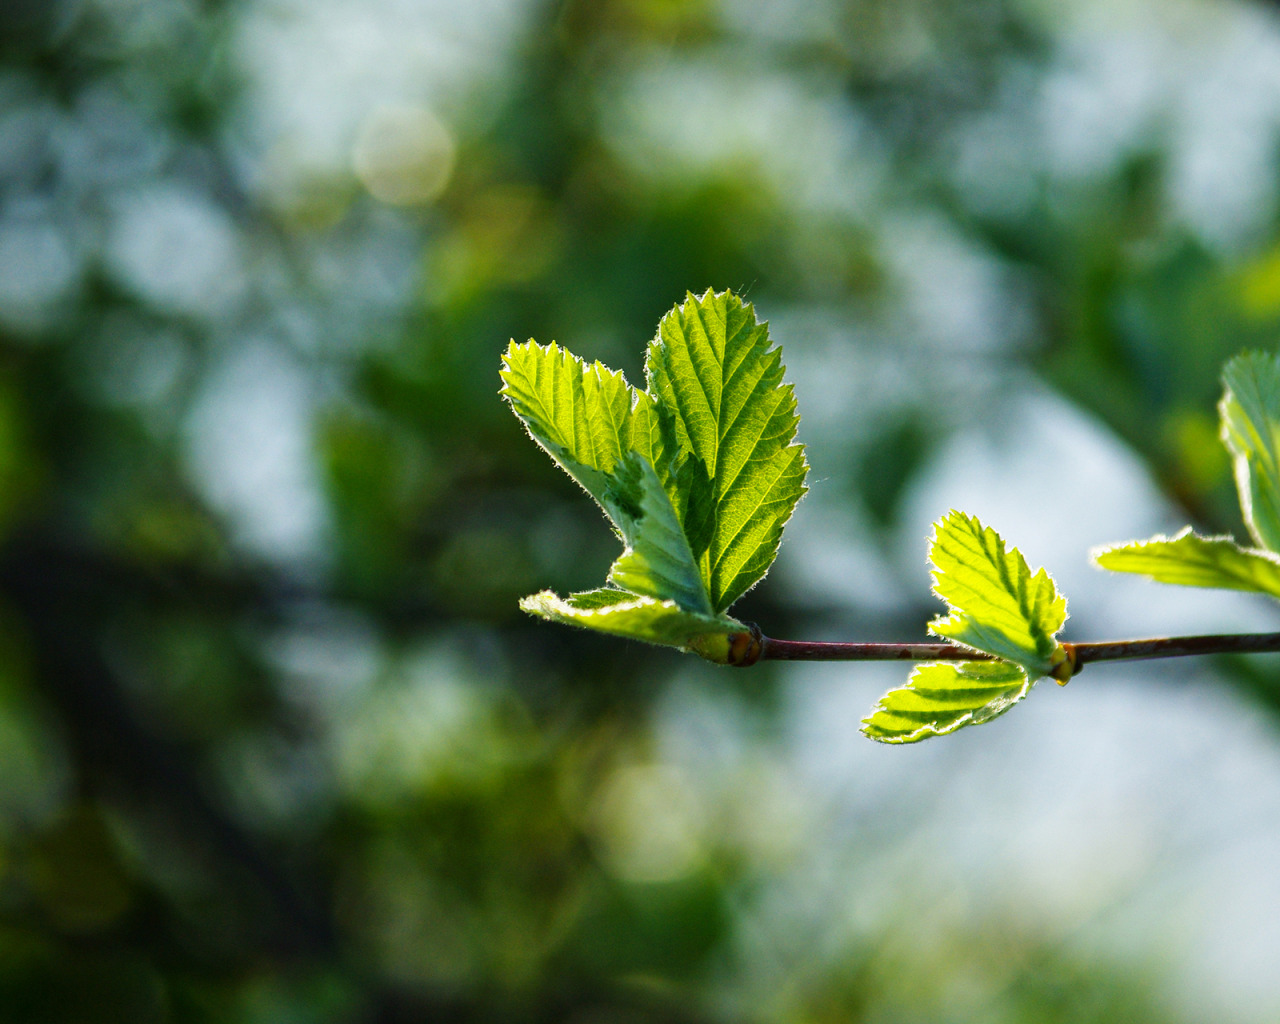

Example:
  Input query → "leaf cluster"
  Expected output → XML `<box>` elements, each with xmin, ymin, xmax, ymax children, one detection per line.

<box><xmin>501</xmin><ymin>289</ymin><xmax>808</xmax><ymax>662</ymax></box>
<box><xmin>868</xmin><ymin>351</ymin><xmax>1280</xmax><ymax>743</ymax></box>
<box><xmin>861</xmin><ymin>510</ymin><xmax>1071</xmax><ymax>743</ymax></box>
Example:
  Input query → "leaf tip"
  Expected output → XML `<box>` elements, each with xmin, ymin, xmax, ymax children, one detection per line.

<box><xmin>517</xmin><ymin>589</ymin><xmax>558</xmax><ymax>618</ymax></box>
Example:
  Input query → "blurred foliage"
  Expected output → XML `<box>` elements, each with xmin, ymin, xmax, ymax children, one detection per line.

<box><xmin>0</xmin><ymin>0</ymin><xmax>1277</xmax><ymax>1020</ymax></box>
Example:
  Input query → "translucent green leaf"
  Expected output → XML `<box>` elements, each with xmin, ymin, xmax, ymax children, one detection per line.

<box><xmin>519</xmin><ymin>588</ymin><xmax>743</xmax><ymax>662</ymax></box>
<box><xmin>500</xmin><ymin>340</ymin><xmax>670</xmax><ymax>530</ymax></box>
<box><xmin>861</xmin><ymin>660</ymin><xmax>1031</xmax><ymax>744</ymax></box>
<box><xmin>645</xmin><ymin>289</ymin><xmax>808</xmax><ymax>612</ymax></box>
<box><xmin>501</xmin><ymin>341</ymin><xmax>712</xmax><ymax>614</ymax></box>
<box><xmin>1221</xmin><ymin>351</ymin><xmax>1280</xmax><ymax>552</ymax></box>
<box><xmin>1092</xmin><ymin>527</ymin><xmax>1280</xmax><ymax>599</ymax></box>
<box><xmin>606</xmin><ymin>453</ymin><xmax>712</xmax><ymax>614</ymax></box>
<box><xmin>928</xmin><ymin>510</ymin><xmax>1067</xmax><ymax>678</ymax></box>
<box><xmin>861</xmin><ymin>514</ymin><xmax>1066</xmax><ymax>744</ymax></box>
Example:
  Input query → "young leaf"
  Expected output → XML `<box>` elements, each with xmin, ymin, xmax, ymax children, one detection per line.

<box><xmin>861</xmin><ymin>660</ymin><xmax>1031</xmax><ymax>744</ymax></box>
<box><xmin>928</xmin><ymin>510</ymin><xmax>1068</xmax><ymax>679</ymax></box>
<box><xmin>500</xmin><ymin>340</ymin><xmax>670</xmax><ymax>531</ymax></box>
<box><xmin>606</xmin><ymin>453</ymin><xmax>712</xmax><ymax>614</ymax></box>
<box><xmin>519</xmin><ymin>588</ymin><xmax>743</xmax><ymax>662</ymax></box>
<box><xmin>1221</xmin><ymin>351</ymin><xmax>1280</xmax><ymax>552</ymax></box>
<box><xmin>501</xmin><ymin>340</ymin><xmax>714</xmax><ymax>615</ymax></box>
<box><xmin>1092</xmin><ymin>527</ymin><xmax>1280</xmax><ymax>599</ymax></box>
<box><xmin>859</xmin><ymin>513</ymin><xmax>1068</xmax><ymax>744</ymax></box>
<box><xmin>645</xmin><ymin>289</ymin><xmax>808</xmax><ymax>612</ymax></box>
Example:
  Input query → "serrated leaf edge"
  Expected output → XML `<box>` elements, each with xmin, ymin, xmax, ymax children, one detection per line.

<box><xmin>1090</xmin><ymin>525</ymin><xmax>1280</xmax><ymax>595</ymax></box>
<box><xmin>860</xmin><ymin>660</ymin><xmax>1032</xmax><ymax>744</ymax></box>
<box><xmin>925</xmin><ymin>510</ymin><xmax>1067</xmax><ymax>677</ymax></box>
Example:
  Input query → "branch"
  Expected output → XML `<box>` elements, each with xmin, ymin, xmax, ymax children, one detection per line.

<box><xmin>725</xmin><ymin>627</ymin><xmax>1280</xmax><ymax>675</ymax></box>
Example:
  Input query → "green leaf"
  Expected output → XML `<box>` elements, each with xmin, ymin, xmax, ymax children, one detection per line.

<box><xmin>1221</xmin><ymin>351</ymin><xmax>1280</xmax><ymax>552</ymax></box>
<box><xmin>501</xmin><ymin>340</ymin><xmax>713</xmax><ymax>615</ymax></box>
<box><xmin>861</xmin><ymin>660</ymin><xmax>1031</xmax><ymax>744</ymax></box>
<box><xmin>861</xmin><ymin>513</ymin><xmax>1067</xmax><ymax>744</ymax></box>
<box><xmin>1092</xmin><ymin>527</ymin><xmax>1280</xmax><ymax>599</ymax></box>
<box><xmin>645</xmin><ymin>289</ymin><xmax>808</xmax><ymax>612</ymax></box>
<box><xmin>606</xmin><ymin>453</ymin><xmax>712</xmax><ymax>614</ymax></box>
<box><xmin>500</xmin><ymin>340</ymin><xmax>670</xmax><ymax>531</ymax></box>
<box><xmin>519</xmin><ymin>588</ymin><xmax>743</xmax><ymax>662</ymax></box>
<box><xmin>928</xmin><ymin>510</ymin><xmax>1068</xmax><ymax>678</ymax></box>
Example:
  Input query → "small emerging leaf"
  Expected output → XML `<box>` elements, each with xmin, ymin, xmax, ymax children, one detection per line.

<box><xmin>606</xmin><ymin>453</ymin><xmax>712</xmax><ymax>614</ymax></box>
<box><xmin>928</xmin><ymin>510</ymin><xmax>1068</xmax><ymax>678</ymax></box>
<box><xmin>1092</xmin><ymin>527</ymin><xmax>1280</xmax><ymax>599</ymax></box>
<box><xmin>646</xmin><ymin>289</ymin><xmax>808</xmax><ymax>612</ymax></box>
<box><xmin>519</xmin><ymin>588</ymin><xmax>742</xmax><ymax>662</ymax></box>
<box><xmin>861</xmin><ymin>513</ymin><xmax>1068</xmax><ymax>744</ymax></box>
<box><xmin>1221</xmin><ymin>351</ymin><xmax>1280</xmax><ymax>552</ymax></box>
<box><xmin>861</xmin><ymin>660</ymin><xmax>1030</xmax><ymax>744</ymax></box>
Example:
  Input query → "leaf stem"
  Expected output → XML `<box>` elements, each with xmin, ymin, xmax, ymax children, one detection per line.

<box><xmin>734</xmin><ymin>630</ymin><xmax>1280</xmax><ymax>672</ymax></box>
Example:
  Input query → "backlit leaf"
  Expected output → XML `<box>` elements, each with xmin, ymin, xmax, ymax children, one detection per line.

<box><xmin>1092</xmin><ymin>527</ymin><xmax>1280</xmax><ymax>599</ymax></box>
<box><xmin>500</xmin><ymin>340</ymin><xmax>670</xmax><ymax>531</ymax></box>
<box><xmin>861</xmin><ymin>660</ymin><xmax>1031</xmax><ymax>744</ymax></box>
<box><xmin>645</xmin><ymin>289</ymin><xmax>808</xmax><ymax>611</ymax></box>
<box><xmin>606</xmin><ymin>453</ymin><xmax>712</xmax><ymax>614</ymax></box>
<box><xmin>1221</xmin><ymin>351</ymin><xmax>1280</xmax><ymax>552</ymax></box>
<box><xmin>928</xmin><ymin>510</ymin><xmax>1068</xmax><ymax>679</ymax></box>
<box><xmin>519</xmin><ymin>588</ymin><xmax>743</xmax><ymax>662</ymax></box>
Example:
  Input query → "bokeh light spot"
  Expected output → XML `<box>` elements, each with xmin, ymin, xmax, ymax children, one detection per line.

<box><xmin>0</xmin><ymin>218</ymin><xmax>79</xmax><ymax>332</ymax></box>
<box><xmin>353</xmin><ymin>104</ymin><xmax>456</xmax><ymax>206</ymax></box>
<box><xmin>592</xmin><ymin>764</ymin><xmax>705</xmax><ymax>884</ymax></box>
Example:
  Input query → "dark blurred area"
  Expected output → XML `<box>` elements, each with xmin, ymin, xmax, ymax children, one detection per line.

<box><xmin>2</xmin><ymin>0</ymin><xmax>1280</xmax><ymax>1021</ymax></box>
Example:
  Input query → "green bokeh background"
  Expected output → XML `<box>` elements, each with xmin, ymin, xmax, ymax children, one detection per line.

<box><xmin>2</xmin><ymin>0</ymin><xmax>1279</xmax><ymax>1020</ymax></box>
